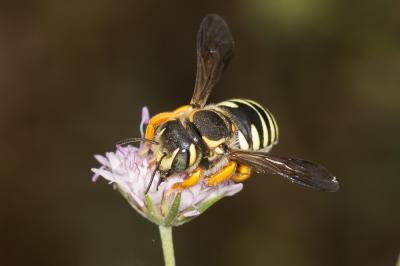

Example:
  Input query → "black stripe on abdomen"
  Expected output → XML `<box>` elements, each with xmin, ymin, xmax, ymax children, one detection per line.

<box><xmin>217</xmin><ymin>99</ymin><xmax>269</xmax><ymax>150</ymax></box>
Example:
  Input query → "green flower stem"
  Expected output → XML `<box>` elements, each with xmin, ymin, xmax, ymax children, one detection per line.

<box><xmin>159</xmin><ymin>225</ymin><xmax>175</xmax><ymax>266</ymax></box>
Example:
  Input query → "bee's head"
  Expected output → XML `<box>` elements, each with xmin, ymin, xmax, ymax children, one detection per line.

<box><xmin>153</xmin><ymin>120</ymin><xmax>199</xmax><ymax>172</ymax></box>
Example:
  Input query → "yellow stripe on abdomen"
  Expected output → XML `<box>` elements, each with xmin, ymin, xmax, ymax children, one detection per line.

<box><xmin>217</xmin><ymin>99</ymin><xmax>279</xmax><ymax>150</ymax></box>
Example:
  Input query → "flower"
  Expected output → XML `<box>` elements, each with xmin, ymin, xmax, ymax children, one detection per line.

<box><xmin>91</xmin><ymin>107</ymin><xmax>243</xmax><ymax>226</ymax></box>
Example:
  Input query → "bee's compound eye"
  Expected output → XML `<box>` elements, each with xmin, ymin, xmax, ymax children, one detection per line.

<box><xmin>172</xmin><ymin>149</ymin><xmax>189</xmax><ymax>171</ymax></box>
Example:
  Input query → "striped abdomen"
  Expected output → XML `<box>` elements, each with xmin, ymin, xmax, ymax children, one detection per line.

<box><xmin>217</xmin><ymin>99</ymin><xmax>279</xmax><ymax>151</ymax></box>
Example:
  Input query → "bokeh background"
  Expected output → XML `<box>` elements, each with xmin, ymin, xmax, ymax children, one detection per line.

<box><xmin>1</xmin><ymin>0</ymin><xmax>399</xmax><ymax>265</ymax></box>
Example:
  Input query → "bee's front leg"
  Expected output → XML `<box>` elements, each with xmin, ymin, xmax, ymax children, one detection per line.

<box><xmin>144</xmin><ymin>112</ymin><xmax>176</xmax><ymax>141</ymax></box>
<box><xmin>142</xmin><ymin>105</ymin><xmax>193</xmax><ymax>153</ymax></box>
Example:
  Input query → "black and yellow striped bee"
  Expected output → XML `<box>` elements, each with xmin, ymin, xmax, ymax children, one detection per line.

<box><xmin>143</xmin><ymin>14</ymin><xmax>339</xmax><ymax>194</ymax></box>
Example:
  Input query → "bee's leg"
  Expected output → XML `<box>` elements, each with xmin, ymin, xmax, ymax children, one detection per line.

<box><xmin>140</xmin><ymin>112</ymin><xmax>176</xmax><ymax>155</ymax></box>
<box><xmin>156</xmin><ymin>175</ymin><xmax>166</xmax><ymax>191</ymax></box>
<box><xmin>145</xmin><ymin>112</ymin><xmax>176</xmax><ymax>140</ymax></box>
<box><xmin>142</xmin><ymin>105</ymin><xmax>194</xmax><ymax>155</ymax></box>
<box><xmin>205</xmin><ymin>161</ymin><xmax>237</xmax><ymax>186</ymax></box>
<box><xmin>231</xmin><ymin>164</ymin><xmax>252</xmax><ymax>182</ymax></box>
<box><xmin>165</xmin><ymin>168</ymin><xmax>203</xmax><ymax>196</ymax></box>
<box><xmin>173</xmin><ymin>104</ymin><xmax>193</xmax><ymax>114</ymax></box>
<box><xmin>144</xmin><ymin>105</ymin><xmax>193</xmax><ymax>143</ymax></box>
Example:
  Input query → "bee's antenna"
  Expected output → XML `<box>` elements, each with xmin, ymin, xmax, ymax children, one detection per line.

<box><xmin>116</xmin><ymin>138</ymin><xmax>159</xmax><ymax>146</ymax></box>
<box><xmin>145</xmin><ymin>152</ymin><xmax>167</xmax><ymax>194</ymax></box>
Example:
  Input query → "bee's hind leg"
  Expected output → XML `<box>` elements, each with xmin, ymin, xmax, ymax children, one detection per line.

<box><xmin>231</xmin><ymin>164</ymin><xmax>252</xmax><ymax>182</ymax></box>
<box><xmin>165</xmin><ymin>161</ymin><xmax>241</xmax><ymax>196</ymax></box>
<box><xmin>205</xmin><ymin>161</ymin><xmax>237</xmax><ymax>186</ymax></box>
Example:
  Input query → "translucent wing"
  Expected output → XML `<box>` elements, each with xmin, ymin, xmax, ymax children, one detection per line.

<box><xmin>229</xmin><ymin>150</ymin><xmax>339</xmax><ymax>192</ymax></box>
<box><xmin>190</xmin><ymin>14</ymin><xmax>234</xmax><ymax>107</ymax></box>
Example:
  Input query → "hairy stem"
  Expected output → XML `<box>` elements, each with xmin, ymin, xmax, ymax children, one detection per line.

<box><xmin>158</xmin><ymin>225</ymin><xmax>175</xmax><ymax>266</ymax></box>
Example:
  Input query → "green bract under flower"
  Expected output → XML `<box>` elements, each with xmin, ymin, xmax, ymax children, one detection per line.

<box><xmin>91</xmin><ymin>107</ymin><xmax>243</xmax><ymax>226</ymax></box>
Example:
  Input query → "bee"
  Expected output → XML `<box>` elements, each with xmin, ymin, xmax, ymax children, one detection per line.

<box><xmin>142</xmin><ymin>14</ymin><xmax>339</xmax><ymax>194</ymax></box>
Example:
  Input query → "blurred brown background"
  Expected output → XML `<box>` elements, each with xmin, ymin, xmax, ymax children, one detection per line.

<box><xmin>1</xmin><ymin>0</ymin><xmax>399</xmax><ymax>265</ymax></box>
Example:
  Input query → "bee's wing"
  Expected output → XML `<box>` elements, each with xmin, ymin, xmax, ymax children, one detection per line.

<box><xmin>229</xmin><ymin>150</ymin><xmax>339</xmax><ymax>192</ymax></box>
<box><xmin>190</xmin><ymin>14</ymin><xmax>234</xmax><ymax>107</ymax></box>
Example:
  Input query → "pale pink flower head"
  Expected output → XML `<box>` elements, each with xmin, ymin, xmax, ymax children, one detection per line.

<box><xmin>91</xmin><ymin>107</ymin><xmax>243</xmax><ymax>226</ymax></box>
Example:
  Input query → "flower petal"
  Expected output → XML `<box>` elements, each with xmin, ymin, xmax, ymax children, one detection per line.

<box><xmin>94</xmin><ymin>155</ymin><xmax>110</xmax><ymax>167</ymax></box>
<box><xmin>130</xmin><ymin>192</ymin><xmax>145</xmax><ymax>208</ymax></box>
<box><xmin>140</xmin><ymin>106</ymin><xmax>150</xmax><ymax>138</ymax></box>
<box><xmin>182</xmin><ymin>209</ymin><xmax>201</xmax><ymax>217</ymax></box>
<box><xmin>224</xmin><ymin>183</ymin><xmax>243</xmax><ymax>196</ymax></box>
<box><xmin>91</xmin><ymin>168</ymin><xmax>114</xmax><ymax>182</ymax></box>
<box><xmin>92</xmin><ymin>142</ymin><xmax>244</xmax><ymax>226</ymax></box>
